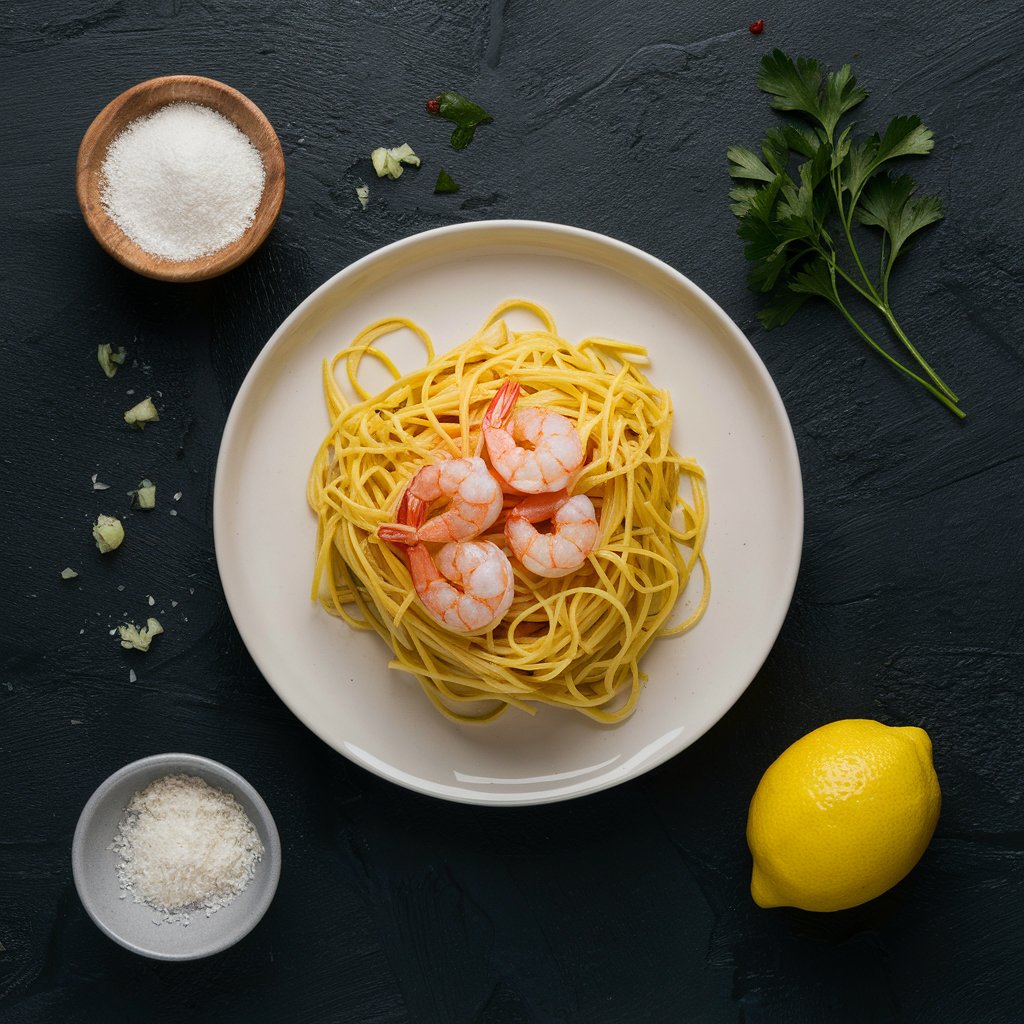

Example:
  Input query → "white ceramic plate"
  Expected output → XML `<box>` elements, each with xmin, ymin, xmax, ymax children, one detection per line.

<box><xmin>214</xmin><ymin>221</ymin><xmax>802</xmax><ymax>806</ymax></box>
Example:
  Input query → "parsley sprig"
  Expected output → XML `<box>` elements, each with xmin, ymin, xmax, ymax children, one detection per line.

<box><xmin>728</xmin><ymin>50</ymin><xmax>963</xmax><ymax>418</ymax></box>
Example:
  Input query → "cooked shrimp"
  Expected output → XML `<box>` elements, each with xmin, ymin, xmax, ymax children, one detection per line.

<box><xmin>482</xmin><ymin>379</ymin><xmax>584</xmax><ymax>494</ymax></box>
<box><xmin>379</xmin><ymin>494</ymin><xmax>514</xmax><ymax>632</ymax></box>
<box><xmin>384</xmin><ymin>456</ymin><xmax>503</xmax><ymax>544</ymax></box>
<box><xmin>424</xmin><ymin>540</ymin><xmax>516</xmax><ymax>631</ymax></box>
<box><xmin>380</xmin><ymin>533</ymin><xmax>514</xmax><ymax>635</ymax></box>
<box><xmin>505</xmin><ymin>490</ymin><xmax>598</xmax><ymax>578</ymax></box>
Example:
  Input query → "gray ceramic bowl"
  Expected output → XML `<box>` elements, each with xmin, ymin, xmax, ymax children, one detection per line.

<box><xmin>72</xmin><ymin>753</ymin><xmax>281</xmax><ymax>960</ymax></box>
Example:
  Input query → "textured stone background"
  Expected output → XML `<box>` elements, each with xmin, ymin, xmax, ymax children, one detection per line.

<box><xmin>2</xmin><ymin>1</ymin><xmax>1023</xmax><ymax>1021</ymax></box>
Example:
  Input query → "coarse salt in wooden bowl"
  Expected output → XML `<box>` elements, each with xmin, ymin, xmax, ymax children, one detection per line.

<box><xmin>76</xmin><ymin>75</ymin><xmax>285</xmax><ymax>283</ymax></box>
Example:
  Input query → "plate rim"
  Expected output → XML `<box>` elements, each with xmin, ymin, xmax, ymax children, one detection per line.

<box><xmin>213</xmin><ymin>219</ymin><xmax>804</xmax><ymax>805</ymax></box>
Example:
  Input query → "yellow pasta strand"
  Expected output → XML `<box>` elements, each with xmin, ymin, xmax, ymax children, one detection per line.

<box><xmin>307</xmin><ymin>300</ymin><xmax>709</xmax><ymax>723</ymax></box>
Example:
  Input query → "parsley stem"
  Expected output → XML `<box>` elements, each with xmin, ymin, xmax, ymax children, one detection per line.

<box><xmin>879</xmin><ymin>236</ymin><xmax>889</xmax><ymax>303</ymax></box>
<box><xmin>832</xmin><ymin>262</ymin><xmax>878</xmax><ymax>305</ymax></box>
<box><xmin>845</xmin><ymin>226</ymin><xmax>881</xmax><ymax>302</ymax></box>
<box><xmin>836</xmin><ymin>189</ymin><xmax>884</xmax><ymax>307</ymax></box>
<box><xmin>835</xmin><ymin>176</ymin><xmax>959</xmax><ymax>404</ymax></box>
<box><xmin>830</xmin><ymin>290</ymin><xmax>964</xmax><ymax>418</ymax></box>
<box><xmin>835</xmin><ymin>259</ymin><xmax>959</xmax><ymax>403</ymax></box>
<box><xmin>879</xmin><ymin>304</ymin><xmax>959</xmax><ymax>403</ymax></box>
<box><xmin>831</xmin><ymin>255</ymin><xmax>958</xmax><ymax>402</ymax></box>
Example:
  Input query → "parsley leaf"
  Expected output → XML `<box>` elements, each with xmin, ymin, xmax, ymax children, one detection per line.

<box><xmin>844</xmin><ymin>116</ymin><xmax>935</xmax><ymax>203</ymax></box>
<box><xmin>789</xmin><ymin>257</ymin><xmax>838</xmax><ymax>301</ymax></box>
<box><xmin>819</xmin><ymin>63</ymin><xmax>868</xmax><ymax>137</ymax></box>
<box><xmin>757</xmin><ymin>51</ymin><xmax>825</xmax><ymax>122</ymax></box>
<box><xmin>757</xmin><ymin>50</ymin><xmax>867</xmax><ymax>138</ymax></box>
<box><xmin>727</xmin><ymin>145</ymin><xmax>776</xmax><ymax>183</ymax></box>
<box><xmin>857</xmin><ymin>173</ymin><xmax>944</xmax><ymax>268</ymax></box>
<box><xmin>432</xmin><ymin>91</ymin><xmax>493</xmax><ymax>150</ymax></box>
<box><xmin>727</xmin><ymin>50</ymin><xmax>963</xmax><ymax>418</ymax></box>
<box><xmin>782</xmin><ymin>124</ymin><xmax>820</xmax><ymax>158</ymax></box>
<box><xmin>729</xmin><ymin>185</ymin><xmax>760</xmax><ymax>218</ymax></box>
<box><xmin>757</xmin><ymin>289</ymin><xmax>811</xmax><ymax>330</ymax></box>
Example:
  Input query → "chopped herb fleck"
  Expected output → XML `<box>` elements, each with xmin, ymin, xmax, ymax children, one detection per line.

<box><xmin>434</xmin><ymin>169</ymin><xmax>460</xmax><ymax>194</ymax></box>
<box><xmin>430</xmin><ymin>91</ymin><xmax>493</xmax><ymax>150</ymax></box>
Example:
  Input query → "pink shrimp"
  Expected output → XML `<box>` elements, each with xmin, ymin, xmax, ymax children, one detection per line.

<box><xmin>379</xmin><ymin>500</ymin><xmax>514</xmax><ymax>632</ymax></box>
<box><xmin>382</xmin><ymin>456</ymin><xmax>503</xmax><ymax>545</ymax></box>
<box><xmin>505</xmin><ymin>490</ymin><xmax>599</xmax><ymax>578</ymax></box>
<box><xmin>482</xmin><ymin>379</ymin><xmax>584</xmax><ymax>494</ymax></box>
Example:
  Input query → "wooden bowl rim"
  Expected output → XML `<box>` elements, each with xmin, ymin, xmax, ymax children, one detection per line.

<box><xmin>76</xmin><ymin>74</ymin><xmax>285</xmax><ymax>283</ymax></box>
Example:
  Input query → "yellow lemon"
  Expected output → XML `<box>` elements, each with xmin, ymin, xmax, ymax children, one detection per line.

<box><xmin>747</xmin><ymin>719</ymin><xmax>940</xmax><ymax>912</ymax></box>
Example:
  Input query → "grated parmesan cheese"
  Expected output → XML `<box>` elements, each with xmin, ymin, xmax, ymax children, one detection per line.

<box><xmin>111</xmin><ymin>773</ymin><xmax>264</xmax><ymax>925</ymax></box>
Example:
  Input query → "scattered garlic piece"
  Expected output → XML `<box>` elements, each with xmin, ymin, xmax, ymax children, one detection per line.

<box><xmin>370</xmin><ymin>143</ymin><xmax>421</xmax><ymax>179</ymax></box>
<box><xmin>98</xmin><ymin>344</ymin><xmax>127</xmax><ymax>378</ymax></box>
<box><xmin>130</xmin><ymin>479</ymin><xmax>157</xmax><ymax>509</ymax></box>
<box><xmin>117</xmin><ymin>617</ymin><xmax>163</xmax><ymax>652</ymax></box>
<box><xmin>124</xmin><ymin>397</ymin><xmax>159</xmax><ymax>428</ymax></box>
<box><xmin>92</xmin><ymin>514</ymin><xmax>124</xmax><ymax>554</ymax></box>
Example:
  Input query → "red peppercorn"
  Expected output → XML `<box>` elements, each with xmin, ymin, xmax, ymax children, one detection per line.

<box><xmin>426</xmin><ymin>97</ymin><xmax>440</xmax><ymax>115</ymax></box>
<box><xmin>749</xmin><ymin>19</ymin><xmax>765</xmax><ymax>34</ymax></box>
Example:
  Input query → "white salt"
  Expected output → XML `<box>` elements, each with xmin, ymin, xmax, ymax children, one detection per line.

<box><xmin>111</xmin><ymin>773</ymin><xmax>264</xmax><ymax>925</ymax></box>
<box><xmin>101</xmin><ymin>102</ymin><xmax>265</xmax><ymax>262</ymax></box>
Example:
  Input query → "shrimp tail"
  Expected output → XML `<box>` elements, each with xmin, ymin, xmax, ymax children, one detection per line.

<box><xmin>506</xmin><ymin>489</ymin><xmax>570</xmax><ymax>524</ymax></box>
<box><xmin>405</xmin><ymin>543</ymin><xmax>442</xmax><ymax>595</ymax></box>
<box><xmin>400</xmin><ymin>492</ymin><xmax>428</xmax><ymax>528</ymax></box>
<box><xmin>395</xmin><ymin>487</ymin><xmax>412</xmax><ymax>526</ymax></box>
<box><xmin>377</xmin><ymin>523</ymin><xmax>418</xmax><ymax>545</ymax></box>
<box><xmin>379</xmin><ymin>489</ymin><xmax>429</xmax><ymax>545</ymax></box>
<box><xmin>484</xmin><ymin>378</ymin><xmax>521</xmax><ymax>430</ymax></box>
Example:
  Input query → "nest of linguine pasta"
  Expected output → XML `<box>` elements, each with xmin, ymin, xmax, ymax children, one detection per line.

<box><xmin>307</xmin><ymin>300</ymin><xmax>708</xmax><ymax>723</ymax></box>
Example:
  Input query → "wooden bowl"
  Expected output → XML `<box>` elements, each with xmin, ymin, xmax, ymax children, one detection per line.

<box><xmin>76</xmin><ymin>75</ymin><xmax>285</xmax><ymax>283</ymax></box>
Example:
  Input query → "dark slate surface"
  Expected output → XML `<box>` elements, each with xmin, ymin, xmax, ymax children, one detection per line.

<box><xmin>3</xmin><ymin>1</ymin><xmax>1023</xmax><ymax>1021</ymax></box>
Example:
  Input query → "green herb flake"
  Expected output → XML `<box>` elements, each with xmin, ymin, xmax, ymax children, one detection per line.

<box><xmin>431</xmin><ymin>91</ymin><xmax>493</xmax><ymax>150</ymax></box>
<box><xmin>434</xmin><ymin>169</ymin><xmax>460</xmax><ymax>194</ymax></box>
<box><xmin>727</xmin><ymin>49</ymin><xmax>962</xmax><ymax>418</ymax></box>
